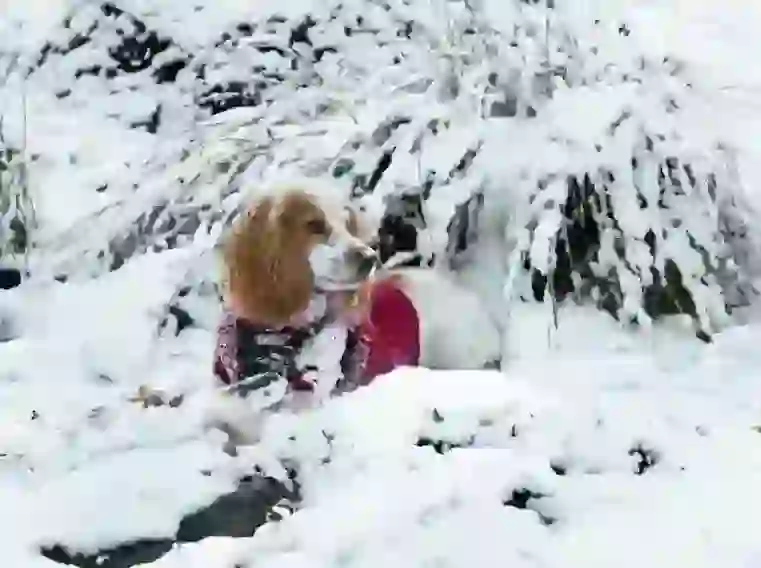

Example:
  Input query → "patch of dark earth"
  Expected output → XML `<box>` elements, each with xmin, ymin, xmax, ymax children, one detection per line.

<box><xmin>40</xmin><ymin>474</ymin><xmax>299</xmax><ymax>568</ymax></box>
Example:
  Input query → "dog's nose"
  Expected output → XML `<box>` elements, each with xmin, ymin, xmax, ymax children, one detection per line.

<box><xmin>348</xmin><ymin>247</ymin><xmax>380</xmax><ymax>277</ymax></box>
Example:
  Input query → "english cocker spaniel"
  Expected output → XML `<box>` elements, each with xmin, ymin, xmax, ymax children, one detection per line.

<box><xmin>212</xmin><ymin>182</ymin><xmax>501</xmax><ymax>418</ymax></box>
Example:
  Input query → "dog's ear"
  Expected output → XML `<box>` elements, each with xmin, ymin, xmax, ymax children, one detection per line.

<box><xmin>222</xmin><ymin>197</ymin><xmax>313</xmax><ymax>326</ymax></box>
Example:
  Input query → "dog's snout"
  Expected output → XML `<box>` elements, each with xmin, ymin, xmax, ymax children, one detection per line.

<box><xmin>348</xmin><ymin>247</ymin><xmax>379</xmax><ymax>277</ymax></box>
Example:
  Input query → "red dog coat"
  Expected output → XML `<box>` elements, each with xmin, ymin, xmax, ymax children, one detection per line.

<box><xmin>359</xmin><ymin>278</ymin><xmax>420</xmax><ymax>382</ymax></box>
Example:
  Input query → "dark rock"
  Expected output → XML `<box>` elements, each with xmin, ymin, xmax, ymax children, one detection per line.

<box><xmin>0</xmin><ymin>268</ymin><xmax>21</xmax><ymax>290</ymax></box>
<box><xmin>41</xmin><ymin>475</ymin><xmax>299</xmax><ymax>568</ymax></box>
<box><xmin>42</xmin><ymin>540</ymin><xmax>173</xmax><ymax>568</ymax></box>
<box><xmin>176</xmin><ymin>475</ymin><xmax>298</xmax><ymax>541</ymax></box>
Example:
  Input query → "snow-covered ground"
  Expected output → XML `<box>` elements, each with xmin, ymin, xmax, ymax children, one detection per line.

<box><xmin>2</xmin><ymin>0</ymin><xmax>761</xmax><ymax>567</ymax></box>
<box><xmin>4</xmin><ymin>263</ymin><xmax>761</xmax><ymax>568</ymax></box>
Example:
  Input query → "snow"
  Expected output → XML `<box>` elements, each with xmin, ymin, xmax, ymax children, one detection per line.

<box><xmin>4</xmin><ymin>252</ymin><xmax>761</xmax><ymax>566</ymax></box>
<box><xmin>3</xmin><ymin>0</ymin><xmax>761</xmax><ymax>567</ymax></box>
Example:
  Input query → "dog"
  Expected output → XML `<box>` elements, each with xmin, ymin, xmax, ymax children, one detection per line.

<box><xmin>210</xmin><ymin>182</ymin><xmax>500</xmax><ymax>437</ymax></box>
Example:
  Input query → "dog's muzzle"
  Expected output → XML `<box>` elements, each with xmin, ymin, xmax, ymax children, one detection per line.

<box><xmin>309</xmin><ymin>243</ymin><xmax>379</xmax><ymax>291</ymax></box>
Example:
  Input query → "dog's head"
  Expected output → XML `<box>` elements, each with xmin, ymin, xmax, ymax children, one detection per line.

<box><xmin>222</xmin><ymin>186</ymin><xmax>378</xmax><ymax>326</ymax></box>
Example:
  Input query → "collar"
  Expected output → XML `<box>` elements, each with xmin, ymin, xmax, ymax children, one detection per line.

<box><xmin>234</xmin><ymin>292</ymin><xmax>337</xmax><ymax>352</ymax></box>
<box><xmin>229</xmin><ymin>286</ymin><xmax>350</xmax><ymax>346</ymax></box>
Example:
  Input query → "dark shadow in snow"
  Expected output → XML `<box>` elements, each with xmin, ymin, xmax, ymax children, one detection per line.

<box><xmin>629</xmin><ymin>444</ymin><xmax>660</xmax><ymax>475</ymax></box>
<box><xmin>0</xmin><ymin>268</ymin><xmax>21</xmax><ymax>290</ymax></box>
<box><xmin>415</xmin><ymin>437</ymin><xmax>472</xmax><ymax>455</ymax></box>
<box><xmin>40</xmin><ymin>474</ymin><xmax>300</xmax><ymax>568</ymax></box>
<box><xmin>42</xmin><ymin>540</ymin><xmax>174</xmax><ymax>568</ymax></box>
<box><xmin>549</xmin><ymin>461</ymin><xmax>567</xmax><ymax>476</ymax></box>
<box><xmin>503</xmin><ymin>488</ymin><xmax>556</xmax><ymax>527</ymax></box>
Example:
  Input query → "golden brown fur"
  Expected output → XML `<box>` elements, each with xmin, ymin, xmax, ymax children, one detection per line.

<box><xmin>222</xmin><ymin>189</ymin><xmax>374</xmax><ymax>327</ymax></box>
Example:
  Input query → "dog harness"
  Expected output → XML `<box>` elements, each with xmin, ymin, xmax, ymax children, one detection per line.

<box><xmin>212</xmin><ymin>279</ymin><xmax>420</xmax><ymax>401</ymax></box>
<box><xmin>213</xmin><ymin>292</ymin><xmax>369</xmax><ymax>399</ymax></box>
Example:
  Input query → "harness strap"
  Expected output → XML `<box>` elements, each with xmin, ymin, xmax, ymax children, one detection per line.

<box><xmin>286</xmin><ymin>311</ymin><xmax>333</xmax><ymax>351</ymax></box>
<box><xmin>214</xmin><ymin>302</ymin><xmax>341</xmax><ymax>396</ymax></box>
<box><xmin>213</xmin><ymin>284</ymin><xmax>376</xmax><ymax>401</ymax></box>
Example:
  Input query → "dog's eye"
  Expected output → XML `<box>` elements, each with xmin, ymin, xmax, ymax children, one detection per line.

<box><xmin>306</xmin><ymin>219</ymin><xmax>328</xmax><ymax>235</ymax></box>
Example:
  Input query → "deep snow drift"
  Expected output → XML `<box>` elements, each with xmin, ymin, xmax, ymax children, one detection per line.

<box><xmin>2</xmin><ymin>0</ymin><xmax>761</xmax><ymax>567</ymax></box>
